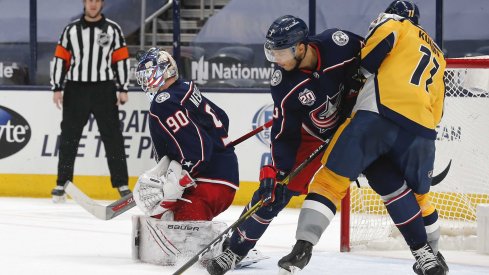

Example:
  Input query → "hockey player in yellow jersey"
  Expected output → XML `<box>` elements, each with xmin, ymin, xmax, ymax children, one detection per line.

<box><xmin>279</xmin><ymin>2</ymin><xmax>447</xmax><ymax>275</ymax></box>
<box><xmin>358</xmin><ymin>3</ymin><xmax>446</xmax><ymax>139</ymax></box>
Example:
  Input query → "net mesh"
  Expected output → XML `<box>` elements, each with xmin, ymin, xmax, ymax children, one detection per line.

<box><xmin>348</xmin><ymin>58</ymin><xmax>489</xmax><ymax>251</ymax></box>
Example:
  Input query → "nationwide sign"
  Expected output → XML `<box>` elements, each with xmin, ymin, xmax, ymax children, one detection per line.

<box><xmin>191</xmin><ymin>57</ymin><xmax>276</xmax><ymax>85</ymax></box>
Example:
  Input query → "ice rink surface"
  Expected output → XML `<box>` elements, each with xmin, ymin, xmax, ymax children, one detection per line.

<box><xmin>1</xmin><ymin>197</ymin><xmax>489</xmax><ymax>275</ymax></box>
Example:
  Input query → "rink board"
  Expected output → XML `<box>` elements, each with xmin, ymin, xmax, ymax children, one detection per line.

<box><xmin>0</xmin><ymin>89</ymin><xmax>310</xmax><ymax>205</ymax></box>
<box><xmin>0</xmin><ymin>89</ymin><xmax>487</xmax><ymax>207</ymax></box>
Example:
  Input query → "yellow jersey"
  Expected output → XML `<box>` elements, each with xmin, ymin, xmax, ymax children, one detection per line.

<box><xmin>354</xmin><ymin>14</ymin><xmax>446</xmax><ymax>139</ymax></box>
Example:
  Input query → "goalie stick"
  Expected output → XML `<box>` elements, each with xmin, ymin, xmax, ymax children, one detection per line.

<box><xmin>171</xmin><ymin>139</ymin><xmax>331</xmax><ymax>275</ymax></box>
<box><xmin>64</xmin><ymin>181</ymin><xmax>135</xmax><ymax>220</ymax></box>
<box><xmin>65</xmin><ymin>120</ymin><xmax>273</xmax><ymax>220</ymax></box>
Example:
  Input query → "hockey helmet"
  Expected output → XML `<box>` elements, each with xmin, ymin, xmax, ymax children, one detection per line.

<box><xmin>135</xmin><ymin>48</ymin><xmax>178</xmax><ymax>101</ymax></box>
<box><xmin>385</xmin><ymin>1</ymin><xmax>420</xmax><ymax>25</ymax></box>
<box><xmin>264</xmin><ymin>15</ymin><xmax>309</xmax><ymax>63</ymax></box>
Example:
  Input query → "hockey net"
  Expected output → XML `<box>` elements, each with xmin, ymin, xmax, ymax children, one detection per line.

<box><xmin>340</xmin><ymin>57</ymin><xmax>489</xmax><ymax>252</ymax></box>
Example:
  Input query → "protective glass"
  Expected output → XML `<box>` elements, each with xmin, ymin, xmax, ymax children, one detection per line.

<box><xmin>264</xmin><ymin>45</ymin><xmax>297</xmax><ymax>63</ymax></box>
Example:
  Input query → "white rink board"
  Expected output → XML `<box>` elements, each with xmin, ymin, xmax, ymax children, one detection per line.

<box><xmin>1</xmin><ymin>90</ymin><xmax>487</xmax><ymax>185</ymax></box>
<box><xmin>0</xmin><ymin>90</ymin><xmax>272</xmax><ymax>181</ymax></box>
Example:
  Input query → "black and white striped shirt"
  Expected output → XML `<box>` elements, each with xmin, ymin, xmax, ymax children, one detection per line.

<box><xmin>50</xmin><ymin>15</ymin><xmax>130</xmax><ymax>91</ymax></box>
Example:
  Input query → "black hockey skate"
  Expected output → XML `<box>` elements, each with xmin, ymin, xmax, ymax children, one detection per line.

<box><xmin>278</xmin><ymin>240</ymin><xmax>313</xmax><ymax>274</ymax></box>
<box><xmin>413</xmin><ymin>251</ymin><xmax>449</xmax><ymax>275</ymax></box>
<box><xmin>51</xmin><ymin>185</ymin><xmax>66</xmax><ymax>203</ymax></box>
<box><xmin>117</xmin><ymin>185</ymin><xmax>131</xmax><ymax>197</ymax></box>
<box><xmin>206</xmin><ymin>248</ymin><xmax>244</xmax><ymax>275</ymax></box>
<box><xmin>410</xmin><ymin>244</ymin><xmax>446</xmax><ymax>275</ymax></box>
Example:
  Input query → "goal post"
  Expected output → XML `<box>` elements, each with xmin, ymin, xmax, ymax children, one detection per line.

<box><xmin>340</xmin><ymin>57</ymin><xmax>489</xmax><ymax>252</ymax></box>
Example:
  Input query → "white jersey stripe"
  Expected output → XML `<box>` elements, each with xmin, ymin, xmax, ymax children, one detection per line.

<box><xmin>49</xmin><ymin>16</ymin><xmax>130</xmax><ymax>91</ymax></box>
<box><xmin>302</xmin><ymin>199</ymin><xmax>336</xmax><ymax>222</ymax></box>
<box><xmin>194</xmin><ymin>177</ymin><xmax>239</xmax><ymax>190</ymax></box>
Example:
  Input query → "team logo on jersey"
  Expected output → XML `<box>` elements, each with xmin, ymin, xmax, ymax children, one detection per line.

<box><xmin>97</xmin><ymin>32</ymin><xmax>110</xmax><ymax>47</ymax></box>
<box><xmin>298</xmin><ymin>89</ymin><xmax>316</xmax><ymax>106</ymax></box>
<box><xmin>332</xmin><ymin>31</ymin><xmax>349</xmax><ymax>46</ymax></box>
<box><xmin>309</xmin><ymin>92</ymin><xmax>341</xmax><ymax>133</ymax></box>
<box><xmin>270</xmin><ymin>70</ymin><xmax>282</xmax><ymax>86</ymax></box>
<box><xmin>155</xmin><ymin>92</ymin><xmax>170</xmax><ymax>103</ymax></box>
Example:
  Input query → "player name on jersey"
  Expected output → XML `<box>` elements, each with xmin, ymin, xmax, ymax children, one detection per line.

<box><xmin>418</xmin><ymin>29</ymin><xmax>441</xmax><ymax>57</ymax></box>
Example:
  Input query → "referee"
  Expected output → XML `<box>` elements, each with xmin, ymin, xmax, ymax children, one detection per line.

<box><xmin>50</xmin><ymin>0</ymin><xmax>130</xmax><ymax>202</ymax></box>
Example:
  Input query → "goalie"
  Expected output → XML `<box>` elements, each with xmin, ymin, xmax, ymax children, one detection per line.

<box><xmin>131</xmin><ymin>48</ymin><xmax>240</xmax><ymax>265</ymax></box>
<box><xmin>133</xmin><ymin>48</ymin><xmax>238</xmax><ymax>221</ymax></box>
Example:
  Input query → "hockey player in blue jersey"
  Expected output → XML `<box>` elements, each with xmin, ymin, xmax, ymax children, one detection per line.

<box><xmin>132</xmin><ymin>48</ymin><xmax>239</xmax><ymax>222</ymax></box>
<box><xmin>278</xmin><ymin>2</ymin><xmax>448</xmax><ymax>275</ymax></box>
<box><xmin>206</xmin><ymin>15</ymin><xmax>365</xmax><ymax>275</ymax></box>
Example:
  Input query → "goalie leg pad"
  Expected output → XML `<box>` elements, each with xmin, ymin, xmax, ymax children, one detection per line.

<box><xmin>132</xmin><ymin>215</ymin><xmax>227</xmax><ymax>266</ymax></box>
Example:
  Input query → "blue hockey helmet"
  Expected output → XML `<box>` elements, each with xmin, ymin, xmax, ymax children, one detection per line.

<box><xmin>135</xmin><ymin>48</ymin><xmax>178</xmax><ymax>101</ymax></box>
<box><xmin>385</xmin><ymin>1</ymin><xmax>420</xmax><ymax>25</ymax></box>
<box><xmin>264</xmin><ymin>15</ymin><xmax>309</xmax><ymax>63</ymax></box>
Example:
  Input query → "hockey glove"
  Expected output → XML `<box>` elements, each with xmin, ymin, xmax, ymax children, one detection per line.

<box><xmin>258</xmin><ymin>165</ymin><xmax>279</xmax><ymax>206</ymax></box>
<box><xmin>160</xmin><ymin>160</ymin><xmax>196</xmax><ymax>209</ymax></box>
<box><xmin>133</xmin><ymin>156</ymin><xmax>171</xmax><ymax>216</ymax></box>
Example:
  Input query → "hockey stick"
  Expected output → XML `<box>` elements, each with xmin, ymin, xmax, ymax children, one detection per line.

<box><xmin>172</xmin><ymin>139</ymin><xmax>330</xmax><ymax>275</ymax></box>
<box><xmin>64</xmin><ymin>181</ymin><xmax>135</xmax><ymax>220</ymax></box>
<box><xmin>65</xmin><ymin>120</ymin><xmax>273</xmax><ymax>220</ymax></box>
<box><xmin>353</xmin><ymin>159</ymin><xmax>451</xmax><ymax>190</ymax></box>
<box><xmin>226</xmin><ymin>120</ymin><xmax>272</xmax><ymax>147</ymax></box>
<box><xmin>431</xmin><ymin>159</ymin><xmax>452</xmax><ymax>186</ymax></box>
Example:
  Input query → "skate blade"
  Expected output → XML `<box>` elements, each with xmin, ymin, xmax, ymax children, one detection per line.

<box><xmin>52</xmin><ymin>194</ymin><xmax>67</xmax><ymax>204</ymax></box>
<box><xmin>236</xmin><ymin>248</ymin><xmax>270</xmax><ymax>268</ymax></box>
<box><xmin>278</xmin><ymin>266</ymin><xmax>301</xmax><ymax>275</ymax></box>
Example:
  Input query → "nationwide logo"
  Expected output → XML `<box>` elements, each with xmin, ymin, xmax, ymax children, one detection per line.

<box><xmin>191</xmin><ymin>57</ymin><xmax>276</xmax><ymax>85</ymax></box>
<box><xmin>0</xmin><ymin>105</ymin><xmax>31</xmax><ymax>159</ymax></box>
<box><xmin>252</xmin><ymin>104</ymin><xmax>274</xmax><ymax>146</ymax></box>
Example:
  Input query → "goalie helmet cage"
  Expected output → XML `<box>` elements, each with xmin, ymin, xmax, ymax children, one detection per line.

<box><xmin>340</xmin><ymin>57</ymin><xmax>489</xmax><ymax>252</ymax></box>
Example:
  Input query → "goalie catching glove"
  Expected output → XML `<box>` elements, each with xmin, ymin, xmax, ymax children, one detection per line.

<box><xmin>133</xmin><ymin>157</ymin><xmax>196</xmax><ymax>216</ymax></box>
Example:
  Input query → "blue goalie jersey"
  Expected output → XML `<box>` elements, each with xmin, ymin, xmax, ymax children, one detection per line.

<box><xmin>270</xmin><ymin>29</ymin><xmax>363</xmax><ymax>174</ymax></box>
<box><xmin>148</xmin><ymin>79</ymin><xmax>234</xmax><ymax>176</ymax></box>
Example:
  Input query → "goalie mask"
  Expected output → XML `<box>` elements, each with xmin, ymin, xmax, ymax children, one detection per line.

<box><xmin>264</xmin><ymin>15</ymin><xmax>309</xmax><ymax>64</ymax></box>
<box><xmin>135</xmin><ymin>48</ymin><xmax>179</xmax><ymax>101</ymax></box>
<box><xmin>385</xmin><ymin>0</ymin><xmax>420</xmax><ymax>25</ymax></box>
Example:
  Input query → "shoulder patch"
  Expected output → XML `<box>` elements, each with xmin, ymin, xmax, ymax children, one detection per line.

<box><xmin>271</xmin><ymin>69</ymin><xmax>282</xmax><ymax>86</ymax></box>
<box><xmin>332</xmin><ymin>31</ymin><xmax>349</xmax><ymax>46</ymax></box>
<box><xmin>298</xmin><ymin>88</ymin><xmax>316</xmax><ymax>106</ymax></box>
<box><xmin>155</xmin><ymin>92</ymin><xmax>170</xmax><ymax>103</ymax></box>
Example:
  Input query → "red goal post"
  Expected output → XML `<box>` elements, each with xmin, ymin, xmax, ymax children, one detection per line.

<box><xmin>340</xmin><ymin>57</ymin><xmax>489</xmax><ymax>252</ymax></box>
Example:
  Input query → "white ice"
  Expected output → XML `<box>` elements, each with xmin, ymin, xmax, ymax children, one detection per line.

<box><xmin>1</xmin><ymin>198</ymin><xmax>488</xmax><ymax>275</ymax></box>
